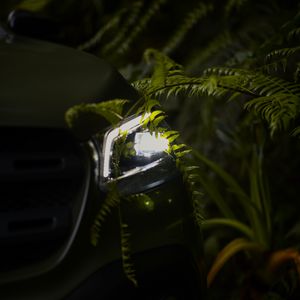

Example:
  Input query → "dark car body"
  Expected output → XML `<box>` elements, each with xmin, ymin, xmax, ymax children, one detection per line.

<box><xmin>0</xmin><ymin>27</ymin><xmax>205</xmax><ymax>299</ymax></box>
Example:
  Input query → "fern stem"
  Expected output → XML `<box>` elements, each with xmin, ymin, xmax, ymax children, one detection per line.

<box><xmin>145</xmin><ymin>77</ymin><xmax>257</xmax><ymax>98</ymax></box>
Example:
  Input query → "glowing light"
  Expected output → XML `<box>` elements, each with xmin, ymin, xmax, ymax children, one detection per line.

<box><xmin>134</xmin><ymin>132</ymin><xmax>169</xmax><ymax>157</ymax></box>
<box><xmin>144</xmin><ymin>199</ymin><xmax>155</xmax><ymax>211</ymax></box>
<box><xmin>102</xmin><ymin>113</ymin><xmax>151</xmax><ymax>179</ymax></box>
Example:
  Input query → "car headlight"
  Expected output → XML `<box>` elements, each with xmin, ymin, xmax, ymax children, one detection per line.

<box><xmin>92</xmin><ymin>114</ymin><xmax>178</xmax><ymax>195</ymax></box>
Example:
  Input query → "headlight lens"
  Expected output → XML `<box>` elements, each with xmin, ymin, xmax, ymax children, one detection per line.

<box><xmin>97</xmin><ymin>114</ymin><xmax>177</xmax><ymax>194</ymax></box>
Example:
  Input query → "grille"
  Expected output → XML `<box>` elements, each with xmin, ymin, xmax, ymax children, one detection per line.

<box><xmin>0</xmin><ymin>127</ymin><xmax>86</xmax><ymax>272</ymax></box>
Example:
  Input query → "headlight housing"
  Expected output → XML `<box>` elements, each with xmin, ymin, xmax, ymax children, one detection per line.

<box><xmin>92</xmin><ymin>114</ymin><xmax>178</xmax><ymax>194</ymax></box>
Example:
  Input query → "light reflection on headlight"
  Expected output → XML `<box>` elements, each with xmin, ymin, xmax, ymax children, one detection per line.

<box><xmin>134</xmin><ymin>132</ymin><xmax>169</xmax><ymax>157</ymax></box>
<box><xmin>95</xmin><ymin>114</ymin><xmax>177</xmax><ymax>194</ymax></box>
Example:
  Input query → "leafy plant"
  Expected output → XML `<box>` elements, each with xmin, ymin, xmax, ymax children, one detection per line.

<box><xmin>12</xmin><ymin>0</ymin><xmax>300</xmax><ymax>297</ymax></box>
<box><xmin>65</xmin><ymin>95</ymin><xmax>192</xmax><ymax>287</ymax></box>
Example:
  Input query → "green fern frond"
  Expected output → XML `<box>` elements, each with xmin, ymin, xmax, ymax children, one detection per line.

<box><xmin>132</xmin><ymin>78</ymin><xmax>152</xmax><ymax>93</ymax></box>
<box><xmin>197</xmin><ymin>76</ymin><xmax>229</xmax><ymax>97</ymax></box>
<box><xmin>205</xmin><ymin>68</ymin><xmax>300</xmax><ymax>98</ymax></box>
<box><xmin>266</xmin><ymin>47</ymin><xmax>300</xmax><ymax>61</ymax></box>
<box><xmin>162</xmin><ymin>2</ymin><xmax>213</xmax><ymax>54</ymax></box>
<box><xmin>142</xmin><ymin>109</ymin><xmax>167</xmax><ymax>132</ymax></box>
<box><xmin>224</xmin><ymin>0</ymin><xmax>248</xmax><ymax>16</ymax></box>
<box><xmin>173</xmin><ymin>144</ymin><xmax>191</xmax><ymax>158</ymax></box>
<box><xmin>140</xmin><ymin>75</ymin><xmax>224</xmax><ymax>100</ymax></box>
<box><xmin>204</xmin><ymin>67</ymin><xmax>248</xmax><ymax>76</ymax></box>
<box><xmin>91</xmin><ymin>183</ymin><xmax>120</xmax><ymax>246</ymax></box>
<box><xmin>142</xmin><ymin>51</ymin><xmax>243</xmax><ymax>98</ymax></box>
<box><xmin>291</xmin><ymin>126</ymin><xmax>300</xmax><ymax>138</ymax></box>
<box><xmin>294</xmin><ymin>63</ymin><xmax>300</xmax><ymax>82</ymax></box>
<box><xmin>115</xmin><ymin>0</ymin><xmax>169</xmax><ymax>55</ymax></box>
<box><xmin>136</xmin><ymin>55</ymin><xmax>300</xmax><ymax>139</ymax></box>
<box><xmin>260</xmin><ymin>59</ymin><xmax>288</xmax><ymax>74</ymax></box>
<box><xmin>175</xmin><ymin>159</ymin><xmax>206</xmax><ymax>224</ymax></box>
<box><xmin>262</xmin><ymin>46</ymin><xmax>300</xmax><ymax>72</ymax></box>
<box><xmin>192</xmin><ymin>190</ymin><xmax>206</xmax><ymax>224</ymax></box>
<box><xmin>119</xmin><ymin>220</ymin><xmax>138</xmax><ymax>287</ymax></box>
<box><xmin>249</xmin><ymin>73</ymin><xmax>300</xmax><ymax>97</ymax></box>
<box><xmin>162</xmin><ymin>130</ymin><xmax>180</xmax><ymax>143</ymax></box>
<box><xmin>101</xmin><ymin>1</ymin><xmax>143</xmax><ymax>55</ymax></box>
<box><xmin>78</xmin><ymin>9</ymin><xmax>126</xmax><ymax>51</ymax></box>
<box><xmin>244</xmin><ymin>94</ymin><xmax>299</xmax><ymax>136</ymax></box>
<box><xmin>258</xmin><ymin>10</ymin><xmax>300</xmax><ymax>55</ymax></box>
<box><xmin>65</xmin><ymin>99</ymin><xmax>128</xmax><ymax>128</ymax></box>
<box><xmin>288</xmin><ymin>27</ymin><xmax>300</xmax><ymax>41</ymax></box>
<box><xmin>144</xmin><ymin>48</ymin><xmax>184</xmax><ymax>87</ymax></box>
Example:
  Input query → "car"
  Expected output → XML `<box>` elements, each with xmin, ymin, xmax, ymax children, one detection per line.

<box><xmin>0</xmin><ymin>17</ymin><xmax>205</xmax><ymax>299</ymax></box>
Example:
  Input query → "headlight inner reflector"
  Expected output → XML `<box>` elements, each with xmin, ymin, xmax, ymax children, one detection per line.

<box><xmin>100</xmin><ymin>114</ymin><xmax>173</xmax><ymax>185</ymax></box>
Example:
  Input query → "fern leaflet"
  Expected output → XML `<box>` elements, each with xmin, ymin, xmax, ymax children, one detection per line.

<box><xmin>115</xmin><ymin>0</ymin><xmax>169</xmax><ymax>55</ymax></box>
<box><xmin>65</xmin><ymin>99</ymin><xmax>128</xmax><ymax>128</ymax></box>
<box><xmin>119</xmin><ymin>219</ymin><xmax>138</xmax><ymax>287</ymax></box>
<box><xmin>245</xmin><ymin>94</ymin><xmax>299</xmax><ymax>136</ymax></box>
<box><xmin>101</xmin><ymin>1</ymin><xmax>143</xmax><ymax>55</ymax></box>
<box><xmin>91</xmin><ymin>183</ymin><xmax>120</xmax><ymax>246</ymax></box>
<box><xmin>77</xmin><ymin>9</ymin><xmax>126</xmax><ymax>51</ymax></box>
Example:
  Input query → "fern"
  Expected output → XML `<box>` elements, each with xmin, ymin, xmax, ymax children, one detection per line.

<box><xmin>248</xmin><ymin>73</ymin><xmax>300</xmax><ymax>97</ymax></box>
<box><xmin>266</xmin><ymin>46</ymin><xmax>300</xmax><ymax>61</ymax></box>
<box><xmin>175</xmin><ymin>160</ymin><xmax>206</xmax><ymax>225</ymax></box>
<box><xmin>135</xmin><ymin>50</ymin><xmax>300</xmax><ymax>137</ymax></box>
<box><xmin>224</xmin><ymin>0</ymin><xmax>248</xmax><ymax>16</ymax></box>
<box><xmin>288</xmin><ymin>27</ymin><xmax>300</xmax><ymax>41</ymax></box>
<box><xmin>132</xmin><ymin>78</ymin><xmax>152</xmax><ymax>93</ymax></box>
<box><xmin>204</xmin><ymin>67</ymin><xmax>248</xmax><ymax>76</ymax></box>
<box><xmin>261</xmin><ymin>46</ymin><xmax>300</xmax><ymax>73</ymax></box>
<box><xmin>65</xmin><ymin>99</ymin><xmax>128</xmax><ymax>130</ymax></box>
<box><xmin>114</xmin><ymin>0</ymin><xmax>169</xmax><ymax>55</ymax></box>
<box><xmin>162</xmin><ymin>2</ymin><xmax>213</xmax><ymax>54</ymax></box>
<box><xmin>101</xmin><ymin>1</ymin><xmax>143</xmax><ymax>55</ymax></box>
<box><xmin>144</xmin><ymin>48</ymin><xmax>184</xmax><ymax>86</ymax></box>
<box><xmin>291</xmin><ymin>126</ymin><xmax>300</xmax><ymax>138</ymax></box>
<box><xmin>90</xmin><ymin>183</ymin><xmax>120</xmax><ymax>246</ymax></box>
<box><xmin>91</xmin><ymin>185</ymin><xmax>138</xmax><ymax>286</ymax></box>
<box><xmin>119</xmin><ymin>219</ymin><xmax>138</xmax><ymax>287</ymax></box>
<box><xmin>294</xmin><ymin>63</ymin><xmax>300</xmax><ymax>82</ymax></box>
<box><xmin>244</xmin><ymin>94</ymin><xmax>299</xmax><ymax>136</ymax></box>
<box><xmin>77</xmin><ymin>9</ymin><xmax>126</xmax><ymax>51</ymax></box>
<box><xmin>202</xmin><ymin>67</ymin><xmax>300</xmax><ymax>134</ymax></box>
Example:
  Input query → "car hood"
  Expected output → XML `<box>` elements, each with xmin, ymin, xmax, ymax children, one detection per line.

<box><xmin>0</xmin><ymin>31</ymin><xmax>138</xmax><ymax>129</ymax></box>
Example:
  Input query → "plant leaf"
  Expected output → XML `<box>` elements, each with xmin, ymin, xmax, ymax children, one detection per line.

<box><xmin>207</xmin><ymin>238</ymin><xmax>263</xmax><ymax>287</ymax></box>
